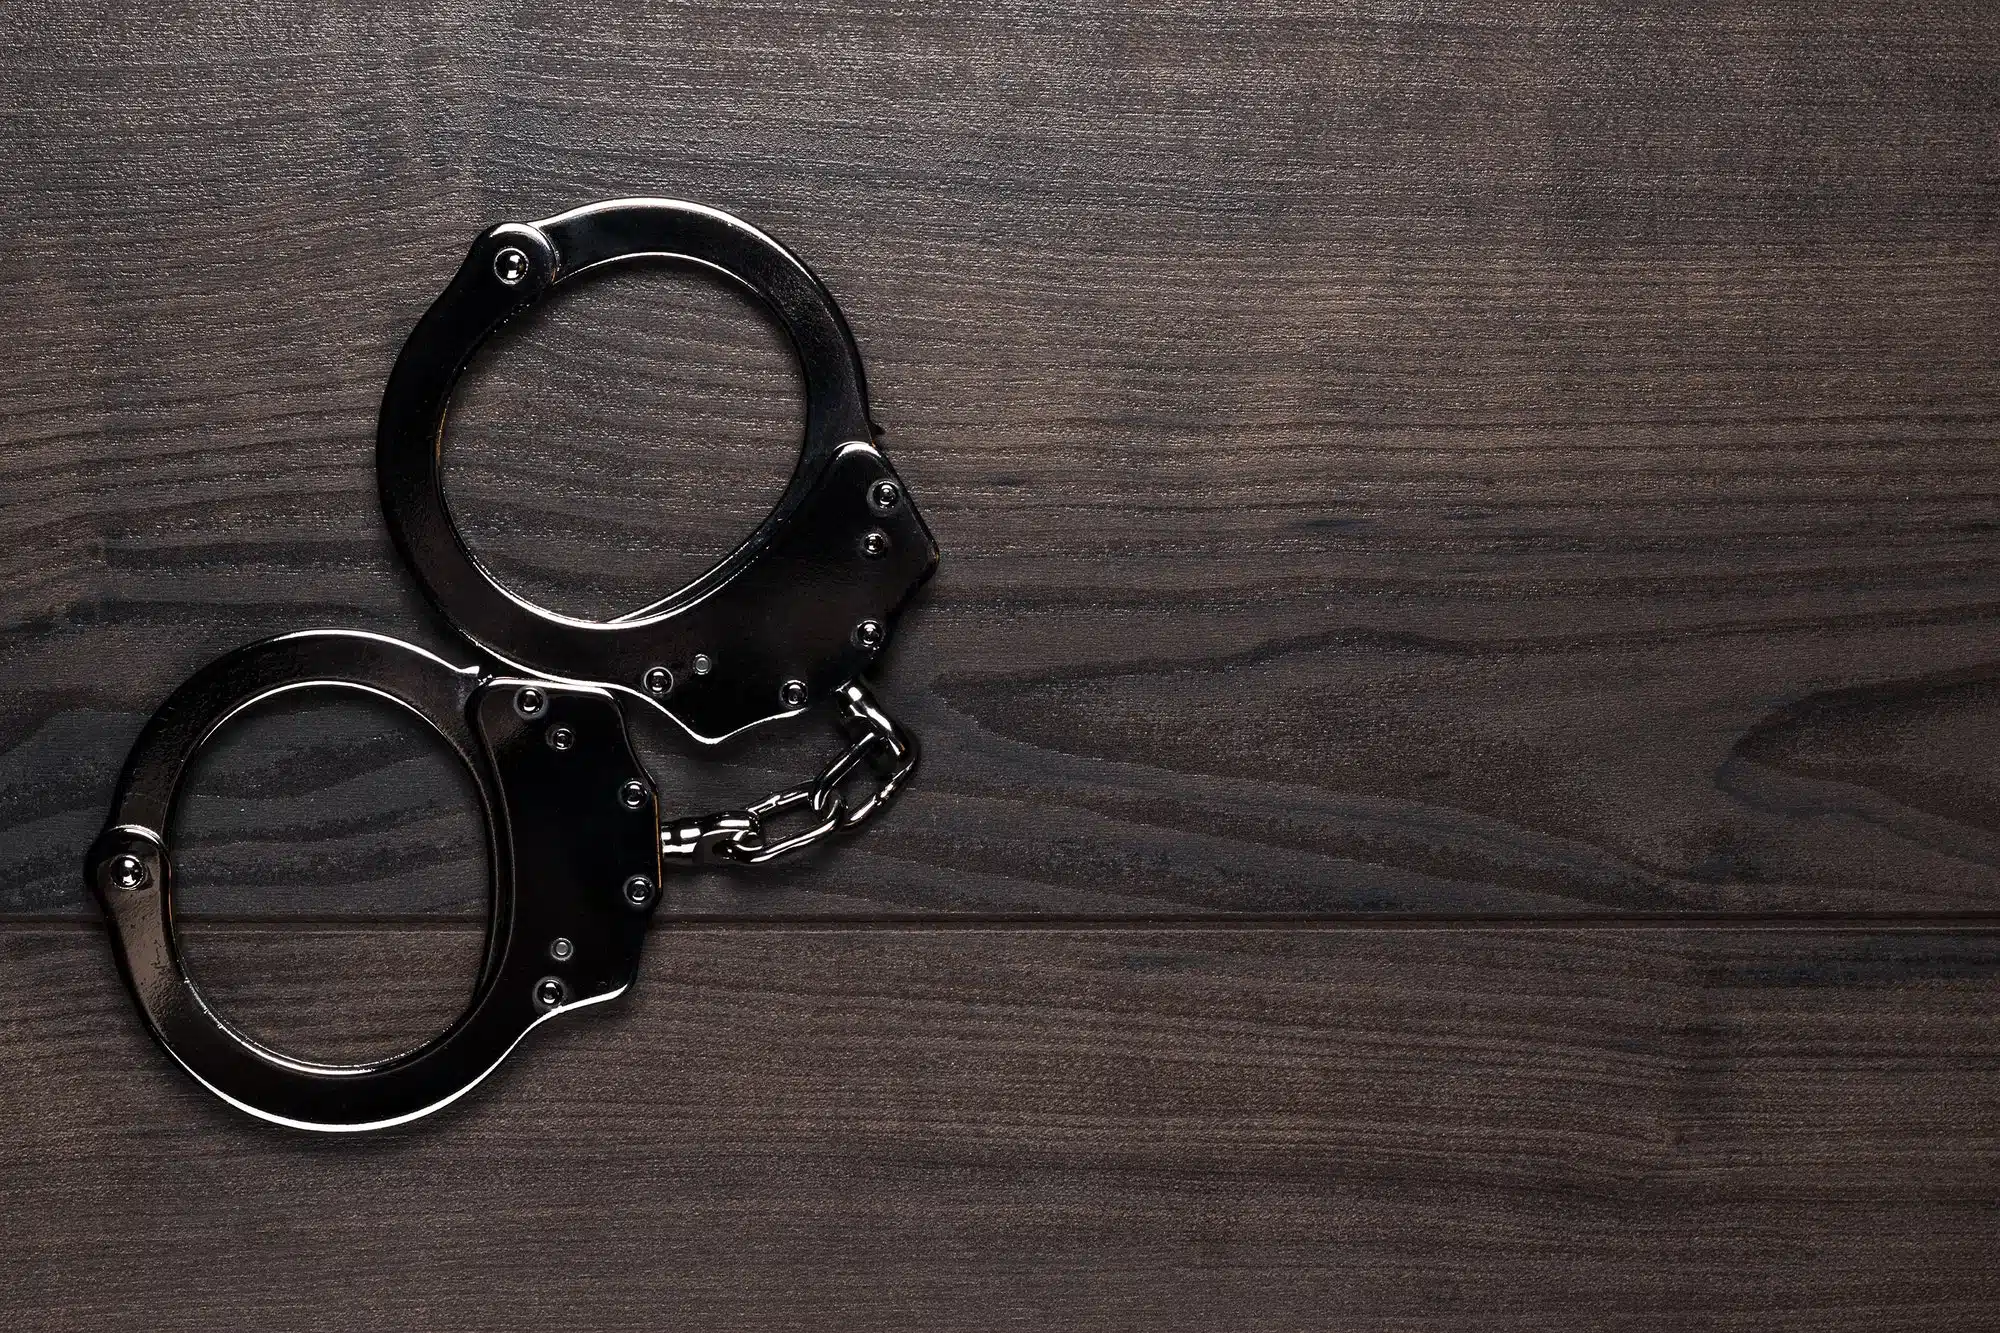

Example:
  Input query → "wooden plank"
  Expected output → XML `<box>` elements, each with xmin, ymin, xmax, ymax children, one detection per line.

<box><xmin>3</xmin><ymin>922</ymin><xmax>1995</xmax><ymax>1330</ymax></box>
<box><xmin>2</xmin><ymin>4</ymin><xmax>1998</xmax><ymax>916</ymax></box>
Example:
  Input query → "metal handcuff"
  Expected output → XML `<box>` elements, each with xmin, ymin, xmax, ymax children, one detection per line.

<box><xmin>83</xmin><ymin>199</ymin><xmax>938</xmax><ymax>1131</ymax></box>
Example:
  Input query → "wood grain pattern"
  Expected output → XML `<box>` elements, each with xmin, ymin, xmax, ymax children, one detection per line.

<box><xmin>4</xmin><ymin>922</ymin><xmax>1995</xmax><ymax>1330</ymax></box>
<box><xmin>2</xmin><ymin>3</ymin><xmax>1997</xmax><ymax>917</ymax></box>
<box><xmin>5</xmin><ymin>7</ymin><xmax>1996</xmax><ymax>1323</ymax></box>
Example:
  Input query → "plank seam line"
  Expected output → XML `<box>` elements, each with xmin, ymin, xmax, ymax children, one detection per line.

<box><xmin>7</xmin><ymin>913</ymin><xmax>2000</xmax><ymax>934</ymax></box>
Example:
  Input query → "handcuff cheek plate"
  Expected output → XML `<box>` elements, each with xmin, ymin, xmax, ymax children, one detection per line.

<box><xmin>84</xmin><ymin>631</ymin><xmax>661</xmax><ymax>1132</ymax></box>
<box><xmin>378</xmin><ymin>198</ymin><xmax>940</xmax><ymax>745</ymax></box>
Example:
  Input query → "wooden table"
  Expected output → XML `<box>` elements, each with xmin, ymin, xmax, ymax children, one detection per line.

<box><xmin>2</xmin><ymin>3</ymin><xmax>1995</xmax><ymax>1327</ymax></box>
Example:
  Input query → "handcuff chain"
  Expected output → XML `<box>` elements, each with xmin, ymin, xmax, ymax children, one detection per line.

<box><xmin>659</xmin><ymin>681</ymin><xmax>917</xmax><ymax>868</ymax></box>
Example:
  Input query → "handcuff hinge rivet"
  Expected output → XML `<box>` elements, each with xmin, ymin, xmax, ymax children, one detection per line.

<box><xmin>853</xmin><ymin>619</ymin><xmax>885</xmax><ymax>651</ymax></box>
<box><xmin>108</xmin><ymin>854</ymin><xmax>149</xmax><ymax>891</ymax></box>
<box><xmin>780</xmin><ymin>679</ymin><xmax>809</xmax><ymax>708</ymax></box>
<box><xmin>642</xmin><ymin>665</ymin><xmax>673</xmax><ymax>696</ymax></box>
<box><xmin>549</xmin><ymin>937</ymin><xmax>574</xmax><ymax>962</ymax></box>
<box><xmin>623</xmin><ymin>874</ymin><xmax>656</xmax><ymax>909</ymax></box>
<box><xmin>861</xmin><ymin>530</ymin><xmax>891</xmax><ymax>559</ymax></box>
<box><xmin>691</xmin><ymin>653</ymin><xmax>714</xmax><ymax>677</ymax></box>
<box><xmin>868</xmin><ymin>479</ymin><xmax>902</xmax><ymax>513</ymax></box>
<box><xmin>620</xmin><ymin>779</ymin><xmax>650</xmax><ymax>809</ymax></box>
<box><xmin>494</xmin><ymin>247</ymin><xmax>530</xmax><ymax>285</ymax></box>
<box><xmin>533</xmin><ymin>977</ymin><xmax>566</xmax><ymax>1011</ymax></box>
<box><xmin>547</xmin><ymin>725</ymin><xmax>575</xmax><ymax>752</ymax></box>
<box><xmin>515</xmin><ymin>686</ymin><xmax>546</xmax><ymax>718</ymax></box>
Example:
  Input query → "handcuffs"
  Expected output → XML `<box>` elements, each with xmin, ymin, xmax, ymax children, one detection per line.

<box><xmin>83</xmin><ymin>199</ymin><xmax>938</xmax><ymax>1131</ymax></box>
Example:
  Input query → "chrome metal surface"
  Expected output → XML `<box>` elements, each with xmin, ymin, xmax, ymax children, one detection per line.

<box><xmin>377</xmin><ymin>197</ymin><xmax>939</xmax><ymax>745</ymax></box>
<box><xmin>88</xmin><ymin>196</ymin><xmax>940</xmax><ymax>1132</ymax></box>
<box><xmin>658</xmin><ymin>681</ymin><xmax>919</xmax><ymax>869</ymax></box>
<box><xmin>85</xmin><ymin>632</ymin><xmax>661</xmax><ymax>1132</ymax></box>
<box><xmin>659</xmin><ymin>810</ymin><xmax>762</xmax><ymax>866</ymax></box>
<box><xmin>492</xmin><ymin>247</ymin><xmax>529</xmax><ymax>285</ymax></box>
<box><xmin>108</xmin><ymin>853</ymin><xmax>149</xmax><ymax>890</ymax></box>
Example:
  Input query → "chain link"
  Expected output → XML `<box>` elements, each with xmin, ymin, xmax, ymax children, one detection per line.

<box><xmin>659</xmin><ymin>681</ymin><xmax>917</xmax><ymax>868</ymax></box>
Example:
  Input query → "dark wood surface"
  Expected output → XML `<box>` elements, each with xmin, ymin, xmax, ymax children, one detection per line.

<box><xmin>3</xmin><ymin>0</ymin><xmax>1997</xmax><ymax>919</ymax></box>
<box><xmin>5</xmin><ymin>923</ymin><xmax>1997</xmax><ymax>1330</ymax></box>
<box><xmin>3</xmin><ymin>2</ymin><xmax>1997</xmax><ymax>1327</ymax></box>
